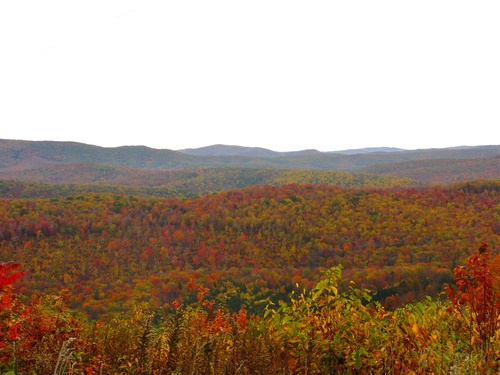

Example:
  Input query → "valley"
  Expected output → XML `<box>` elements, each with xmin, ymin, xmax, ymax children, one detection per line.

<box><xmin>0</xmin><ymin>139</ymin><xmax>499</xmax><ymax>373</ymax></box>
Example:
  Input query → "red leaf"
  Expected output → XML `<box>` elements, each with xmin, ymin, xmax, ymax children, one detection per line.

<box><xmin>8</xmin><ymin>322</ymin><xmax>20</xmax><ymax>340</ymax></box>
<box><xmin>0</xmin><ymin>262</ymin><xmax>24</xmax><ymax>290</ymax></box>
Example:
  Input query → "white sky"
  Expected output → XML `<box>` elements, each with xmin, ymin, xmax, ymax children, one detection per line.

<box><xmin>1</xmin><ymin>1</ymin><xmax>499</xmax><ymax>152</ymax></box>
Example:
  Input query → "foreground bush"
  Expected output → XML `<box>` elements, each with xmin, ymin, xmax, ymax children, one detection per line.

<box><xmin>1</xmin><ymin>244</ymin><xmax>499</xmax><ymax>374</ymax></box>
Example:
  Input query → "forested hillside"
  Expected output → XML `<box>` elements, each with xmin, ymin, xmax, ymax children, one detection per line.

<box><xmin>1</xmin><ymin>138</ymin><xmax>500</xmax><ymax>374</ymax></box>
<box><xmin>1</xmin><ymin>181</ymin><xmax>498</xmax><ymax>319</ymax></box>
<box><xmin>362</xmin><ymin>156</ymin><xmax>500</xmax><ymax>184</ymax></box>
<box><xmin>1</xmin><ymin>139</ymin><xmax>499</xmax><ymax>173</ymax></box>
<box><xmin>0</xmin><ymin>165</ymin><xmax>417</xmax><ymax>198</ymax></box>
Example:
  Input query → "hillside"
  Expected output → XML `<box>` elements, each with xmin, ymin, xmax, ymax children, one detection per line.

<box><xmin>0</xmin><ymin>179</ymin><xmax>191</xmax><ymax>199</ymax></box>
<box><xmin>1</xmin><ymin>146</ymin><xmax>499</xmax><ymax>373</ymax></box>
<box><xmin>1</xmin><ymin>181</ymin><xmax>498</xmax><ymax>318</ymax></box>
<box><xmin>0</xmin><ymin>139</ymin><xmax>200</xmax><ymax>171</ymax></box>
<box><xmin>0</xmin><ymin>164</ymin><xmax>417</xmax><ymax>198</ymax></box>
<box><xmin>362</xmin><ymin>156</ymin><xmax>500</xmax><ymax>184</ymax></box>
<box><xmin>1</xmin><ymin>139</ymin><xmax>499</xmax><ymax>173</ymax></box>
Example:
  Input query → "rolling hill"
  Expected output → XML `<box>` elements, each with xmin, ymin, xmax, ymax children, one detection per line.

<box><xmin>1</xmin><ymin>139</ymin><xmax>499</xmax><ymax>174</ymax></box>
<box><xmin>361</xmin><ymin>156</ymin><xmax>500</xmax><ymax>184</ymax></box>
<box><xmin>1</xmin><ymin>140</ymin><xmax>498</xmax><ymax>373</ymax></box>
<box><xmin>1</xmin><ymin>181</ymin><xmax>499</xmax><ymax>318</ymax></box>
<box><xmin>0</xmin><ymin>164</ymin><xmax>417</xmax><ymax>199</ymax></box>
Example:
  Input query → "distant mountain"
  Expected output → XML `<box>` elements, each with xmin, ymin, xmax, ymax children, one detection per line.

<box><xmin>0</xmin><ymin>139</ymin><xmax>499</xmax><ymax>174</ymax></box>
<box><xmin>178</xmin><ymin>144</ymin><xmax>321</xmax><ymax>157</ymax></box>
<box><xmin>0</xmin><ymin>139</ymin><xmax>192</xmax><ymax>171</ymax></box>
<box><xmin>329</xmin><ymin>147</ymin><xmax>406</xmax><ymax>155</ymax></box>
<box><xmin>179</xmin><ymin>145</ymin><xmax>410</xmax><ymax>156</ymax></box>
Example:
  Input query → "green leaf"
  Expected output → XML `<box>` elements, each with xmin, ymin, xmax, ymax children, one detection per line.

<box><xmin>355</xmin><ymin>347</ymin><xmax>365</xmax><ymax>369</ymax></box>
<box><xmin>264</xmin><ymin>308</ymin><xmax>274</xmax><ymax>318</ymax></box>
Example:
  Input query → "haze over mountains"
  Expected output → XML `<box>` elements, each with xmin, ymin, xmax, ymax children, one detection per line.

<box><xmin>178</xmin><ymin>144</ymin><xmax>323</xmax><ymax>157</ymax></box>
<box><xmin>179</xmin><ymin>145</ymin><xmax>410</xmax><ymax>156</ymax></box>
<box><xmin>0</xmin><ymin>139</ymin><xmax>498</xmax><ymax>194</ymax></box>
<box><xmin>1</xmin><ymin>139</ymin><xmax>498</xmax><ymax>171</ymax></box>
<box><xmin>178</xmin><ymin>144</ymin><xmax>472</xmax><ymax>157</ymax></box>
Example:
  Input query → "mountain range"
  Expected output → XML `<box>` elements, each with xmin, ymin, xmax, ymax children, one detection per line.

<box><xmin>178</xmin><ymin>144</ymin><xmax>323</xmax><ymax>157</ymax></box>
<box><xmin>0</xmin><ymin>139</ymin><xmax>498</xmax><ymax>191</ymax></box>
<box><xmin>1</xmin><ymin>139</ymin><xmax>499</xmax><ymax>170</ymax></box>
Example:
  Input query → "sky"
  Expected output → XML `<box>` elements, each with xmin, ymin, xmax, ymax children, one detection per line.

<box><xmin>1</xmin><ymin>1</ymin><xmax>499</xmax><ymax>152</ymax></box>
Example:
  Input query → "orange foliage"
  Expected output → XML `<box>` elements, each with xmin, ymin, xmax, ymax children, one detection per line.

<box><xmin>0</xmin><ymin>181</ymin><xmax>498</xmax><ymax>317</ymax></box>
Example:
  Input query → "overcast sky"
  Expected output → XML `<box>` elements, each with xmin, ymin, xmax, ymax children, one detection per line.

<box><xmin>1</xmin><ymin>1</ymin><xmax>499</xmax><ymax>152</ymax></box>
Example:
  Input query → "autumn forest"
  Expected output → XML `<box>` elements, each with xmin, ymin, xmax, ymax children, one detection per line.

<box><xmin>0</xmin><ymin>140</ymin><xmax>499</xmax><ymax>374</ymax></box>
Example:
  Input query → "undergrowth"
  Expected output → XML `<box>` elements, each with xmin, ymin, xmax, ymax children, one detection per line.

<box><xmin>1</xmin><ymin>243</ymin><xmax>499</xmax><ymax>374</ymax></box>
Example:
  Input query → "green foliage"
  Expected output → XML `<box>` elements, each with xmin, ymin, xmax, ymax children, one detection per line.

<box><xmin>265</xmin><ymin>266</ymin><xmax>377</xmax><ymax>373</ymax></box>
<box><xmin>263</xmin><ymin>259</ymin><xmax>500</xmax><ymax>374</ymax></box>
